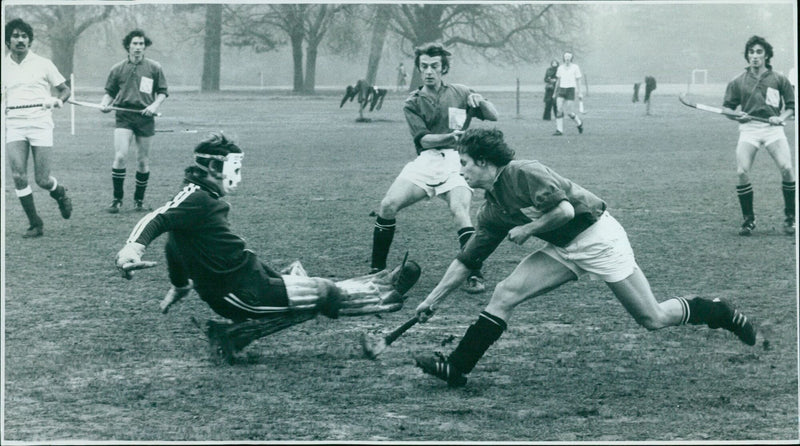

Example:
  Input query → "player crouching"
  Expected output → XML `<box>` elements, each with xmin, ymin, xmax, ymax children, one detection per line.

<box><xmin>114</xmin><ymin>132</ymin><xmax>421</xmax><ymax>364</ymax></box>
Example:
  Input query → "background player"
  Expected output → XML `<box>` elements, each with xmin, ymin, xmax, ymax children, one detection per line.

<box><xmin>552</xmin><ymin>51</ymin><xmax>583</xmax><ymax>136</ymax></box>
<box><xmin>115</xmin><ymin>133</ymin><xmax>420</xmax><ymax>364</ymax></box>
<box><xmin>101</xmin><ymin>28</ymin><xmax>168</xmax><ymax>213</ymax></box>
<box><xmin>542</xmin><ymin>59</ymin><xmax>559</xmax><ymax>120</ymax></box>
<box><xmin>3</xmin><ymin>18</ymin><xmax>73</xmax><ymax>238</ymax></box>
<box><xmin>721</xmin><ymin>35</ymin><xmax>795</xmax><ymax>236</ymax></box>
<box><xmin>369</xmin><ymin>42</ymin><xmax>498</xmax><ymax>294</ymax></box>
<box><xmin>412</xmin><ymin>128</ymin><xmax>757</xmax><ymax>387</ymax></box>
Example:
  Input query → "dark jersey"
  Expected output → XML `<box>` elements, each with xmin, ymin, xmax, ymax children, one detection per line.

<box><xmin>457</xmin><ymin>160</ymin><xmax>607</xmax><ymax>270</ymax></box>
<box><xmin>723</xmin><ymin>68</ymin><xmax>794</xmax><ymax>120</ymax></box>
<box><xmin>105</xmin><ymin>57</ymin><xmax>168</xmax><ymax>109</ymax></box>
<box><xmin>126</xmin><ymin>175</ymin><xmax>256</xmax><ymax>300</ymax></box>
<box><xmin>403</xmin><ymin>82</ymin><xmax>486</xmax><ymax>153</ymax></box>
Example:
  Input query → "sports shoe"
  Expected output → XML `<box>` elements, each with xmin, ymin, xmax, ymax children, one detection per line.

<box><xmin>552</xmin><ymin>130</ymin><xmax>563</xmax><ymax>136</ymax></box>
<box><xmin>784</xmin><ymin>216</ymin><xmax>796</xmax><ymax>235</ymax></box>
<box><xmin>738</xmin><ymin>218</ymin><xmax>755</xmax><ymax>236</ymax></box>
<box><xmin>107</xmin><ymin>199</ymin><xmax>122</xmax><ymax>214</ymax></box>
<box><xmin>577</xmin><ymin>123</ymin><xmax>584</xmax><ymax>134</ymax></box>
<box><xmin>391</xmin><ymin>260</ymin><xmax>421</xmax><ymax>295</ymax></box>
<box><xmin>55</xmin><ymin>190</ymin><xmax>72</xmax><ymax>219</ymax></box>
<box><xmin>133</xmin><ymin>200</ymin><xmax>148</xmax><ymax>212</ymax></box>
<box><xmin>23</xmin><ymin>224</ymin><xmax>43</xmax><ymax>238</ymax></box>
<box><xmin>206</xmin><ymin>320</ymin><xmax>237</xmax><ymax>365</ymax></box>
<box><xmin>414</xmin><ymin>352</ymin><xmax>467</xmax><ymax>387</ymax></box>
<box><xmin>709</xmin><ymin>298</ymin><xmax>757</xmax><ymax>346</ymax></box>
<box><xmin>463</xmin><ymin>274</ymin><xmax>486</xmax><ymax>294</ymax></box>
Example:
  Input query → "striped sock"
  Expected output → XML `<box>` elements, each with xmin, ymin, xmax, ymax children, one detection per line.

<box><xmin>112</xmin><ymin>168</ymin><xmax>126</xmax><ymax>200</ymax></box>
<box><xmin>371</xmin><ymin>216</ymin><xmax>396</xmax><ymax>271</ymax></box>
<box><xmin>457</xmin><ymin>226</ymin><xmax>475</xmax><ymax>250</ymax></box>
<box><xmin>134</xmin><ymin>171</ymin><xmax>150</xmax><ymax>202</ymax></box>
<box><xmin>448</xmin><ymin>311</ymin><xmax>507</xmax><ymax>375</ymax></box>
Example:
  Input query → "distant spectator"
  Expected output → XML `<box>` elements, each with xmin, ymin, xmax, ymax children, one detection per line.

<box><xmin>644</xmin><ymin>76</ymin><xmax>657</xmax><ymax>115</ymax></box>
<box><xmin>542</xmin><ymin>60</ymin><xmax>559</xmax><ymax>120</ymax></box>
<box><xmin>396</xmin><ymin>62</ymin><xmax>407</xmax><ymax>92</ymax></box>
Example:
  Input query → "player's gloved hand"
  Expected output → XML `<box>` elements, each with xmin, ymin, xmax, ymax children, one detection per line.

<box><xmin>115</xmin><ymin>242</ymin><xmax>155</xmax><ymax>280</ymax></box>
<box><xmin>415</xmin><ymin>300</ymin><xmax>436</xmax><ymax>323</ymax></box>
<box><xmin>43</xmin><ymin>97</ymin><xmax>63</xmax><ymax>109</ymax></box>
<box><xmin>160</xmin><ymin>279</ymin><xmax>193</xmax><ymax>314</ymax></box>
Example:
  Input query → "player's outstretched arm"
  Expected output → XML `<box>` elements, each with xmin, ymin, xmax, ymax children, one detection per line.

<box><xmin>415</xmin><ymin>259</ymin><xmax>471</xmax><ymax>322</ymax></box>
<box><xmin>115</xmin><ymin>242</ymin><xmax>156</xmax><ymax>280</ymax></box>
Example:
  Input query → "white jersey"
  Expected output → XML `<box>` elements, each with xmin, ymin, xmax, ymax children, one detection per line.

<box><xmin>3</xmin><ymin>51</ymin><xmax>66</xmax><ymax>123</ymax></box>
<box><xmin>556</xmin><ymin>63</ymin><xmax>582</xmax><ymax>89</ymax></box>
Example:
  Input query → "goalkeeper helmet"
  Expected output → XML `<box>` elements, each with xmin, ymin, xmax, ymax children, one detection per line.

<box><xmin>194</xmin><ymin>132</ymin><xmax>243</xmax><ymax>195</ymax></box>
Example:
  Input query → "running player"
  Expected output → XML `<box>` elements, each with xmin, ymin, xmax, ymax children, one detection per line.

<box><xmin>4</xmin><ymin>18</ymin><xmax>73</xmax><ymax>238</ymax></box>
<box><xmin>101</xmin><ymin>29</ymin><xmax>168</xmax><ymax>213</ymax></box>
<box><xmin>552</xmin><ymin>51</ymin><xmax>583</xmax><ymax>136</ymax></box>
<box><xmin>722</xmin><ymin>35</ymin><xmax>795</xmax><ymax>235</ymax></box>
<box><xmin>413</xmin><ymin>128</ymin><xmax>758</xmax><ymax>387</ymax></box>
<box><xmin>369</xmin><ymin>42</ymin><xmax>499</xmax><ymax>294</ymax></box>
<box><xmin>114</xmin><ymin>133</ymin><xmax>420</xmax><ymax>364</ymax></box>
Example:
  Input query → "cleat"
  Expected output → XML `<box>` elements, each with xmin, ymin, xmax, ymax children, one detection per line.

<box><xmin>709</xmin><ymin>299</ymin><xmax>757</xmax><ymax>346</ymax></box>
<box><xmin>390</xmin><ymin>260</ymin><xmax>421</xmax><ymax>295</ymax></box>
<box><xmin>738</xmin><ymin>218</ymin><xmax>755</xmax><ymax>236</ymax></box>
<box><xmin>133</xmin><ymin>200</ymin><xmax>149</xmax><ymax>212</ymax></box>
<box><xmin>463</xmin><ymin>274</ymin><xmax>486</xmax><ymax>294</ymax></box>
<box><xmin>577</xmin><ymin>123</ymin><xmax>584</xmax><ymax>134</ymax></box>
<box><xmin>414</xmin><ymin>352</ymin><xmax>467</xmax><ymax>387</ymax></box>
<box><xmin>107</xmin><ymin>199</ymin><xmax>122</xmax><ymax>214</ymax></box>
<box><xmin>552</xmin><ymin>130</ymin><xmax>563</xmax><ymax>136</ymax></box>
<box><xmin>23</xmin><ymin>224</ymin><xmax>43</xmax><ymax>238</ymax></box>
<box><xmin>55</xmin><ymin>191</ymin><xmax>72</xmax><ymax>219</ymax></box>
<box><xmin>206</xmin><ymin>320</ymin><xmax>236</xmax><ymax>365</ymax></box>
<box><xmin>784</xmin><ymin>216</ymin><xmax>795</xmax><ymax>235</ymax></box>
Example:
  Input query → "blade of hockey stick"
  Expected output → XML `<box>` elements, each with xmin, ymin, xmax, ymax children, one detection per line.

<box><xmin>361</xmin><ymin>315</ymin><xmax>419</xmax><ymax>359</ymax></box>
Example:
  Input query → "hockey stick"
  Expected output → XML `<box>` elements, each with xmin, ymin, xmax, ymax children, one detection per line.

<box><xmin>68</xmin><ymin>99</ymin><xmax>162</xmax><ymax>117</ymax></box>
<box><xmin>360</xmin><ymin>315</ymin><xmax>419</xmax><ymax>360</ymax></box>
<box><xmin>678</xmin><ymin>94</ymin><xmax>779</xmax><ymax>125</ymax></box>
<box><xmin>5</xmin><ymin>103</ymin><xmax>45</xmax><ymax>112</ymax></box>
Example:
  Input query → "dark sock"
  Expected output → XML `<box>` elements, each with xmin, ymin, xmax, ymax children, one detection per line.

<box><xmin>134</xmin><ymin>171</ymin><xmax>150</xmax><ymax>202</ymax></box>
<box><xmin>112</xmin><ymin>168</ymin><xmax>126</xmax><ymax>200</ymax></box>
<box><xmin>371</xmin><ymin>216</ymin><xmax>396</xmax><ymax>270</ymax></box>
<box><xmin>19</xmin><ymin>193</ymin><xmax>42</xmax><ymax>227</ymax></box>
<box><xmin>736</xmin><ymin>183</ymin><xmax>754</xmax><ymax>220</ymax></box>
<box><xmin>448</xmin><ymin>311</ymin><xmax>507</xmax><ymax>375</ymax></box>
<box><xmin>681</xmin><ymin>296</ymin><xmax>725</xmax><ymax>328</ymax></box>
<box><xmin>457</xmin><ymin>226</ymin><xmax>475</xmax><ymax>250</ymax></box>
<box><xmin>49</xmin><ymin>184</ymin><xmax>66</xmax><ymax>200</ymax></box>
<box><xmin>782</xmin><ymin>181</ymin><xmax>795</xmax><ymax>218</ymax></box>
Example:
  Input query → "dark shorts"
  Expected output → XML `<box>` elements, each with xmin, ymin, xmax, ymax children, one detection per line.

<box><xmin>557</xmin><ymin>87</ymin><xmax>576</xmax><ymax>101</ymax></box>
<box><xmin>203</xmin><ymin>261</ymin><xmax>290</xmax><ymax>322</ymax></box>
<box><xmin>115</xmin><ymin>111</ymin><xmax>155</xmax><ymax>137</ymax></box>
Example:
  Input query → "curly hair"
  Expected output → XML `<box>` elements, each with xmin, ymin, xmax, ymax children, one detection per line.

<box><xmin>414</xmin><ymin>42</ymin><xmax>452</xmax><ymax>75</ymax></box>
<box><xmin>744</xmin><ymin>35</ymin><xmax>773</xmax><ymax>70</ymax></box>
<box><xmin>123</xmin><ymin>29</ymin><xmax>153</xmax><ymax>50</ymax></box>
<box><xmin>458</xmin><ymin>128</ymin><xmax>515</xmax><ymax>167</ymax></box>
<box><xmin>5</xmin><ymin>18</ymin><xmax>34</xmax><ymax>46</ymax></box>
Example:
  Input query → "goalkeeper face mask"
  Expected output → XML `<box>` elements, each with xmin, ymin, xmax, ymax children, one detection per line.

<box><xmin>195</xmin><ymin>152</ymin><xmax>244</xmax><ymax>195</ymax></box>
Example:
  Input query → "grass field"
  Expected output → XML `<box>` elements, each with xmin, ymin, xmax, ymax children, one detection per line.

<box><xmin>3</xmin><ymin>89</ymin><xmax>798</xmax><ymax>442</ymax></box>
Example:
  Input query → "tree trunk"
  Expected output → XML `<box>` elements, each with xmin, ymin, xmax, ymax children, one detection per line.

<box><xmin>290</xmin><ymin>32</ymin><xmax>305</xmax><ymax>93</ymax></box>
<box><xmin>50</xmin><ymin>38</ymin><xmax>76</xmax><ymax>85</ymax></box>
<box><xmin>303</xmin><ymin>44</ymin><xmax>318</xmax><ymax>94</ymax></box>
<box><xmin>365</xmin><ymin>6</ymin><xmax>391</xmax><ymax>86</ymax></box>
<box><xmin>201</xmin><ymin>4</ymin><xmax>222</xmax><ymax>92</ymax></box>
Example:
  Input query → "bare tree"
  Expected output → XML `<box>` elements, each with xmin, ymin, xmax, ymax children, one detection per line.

<box><xmin>5</xmin><ymin>4</ymin><xmax>114</xmax><ymax>80</ymax></box>
<box><xmin>388</xmin><ymin>3</ymin><xmax>584</xmax><ymax>88</ymax></box>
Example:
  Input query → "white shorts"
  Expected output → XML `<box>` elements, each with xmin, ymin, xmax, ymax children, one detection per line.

<box><xmin>398</xmin><ymin>149</ymin><xmax>469</xmax><ymax>197</ymax></box>
<box><xmin>538</xmin><ymin>212</ymin><xmax>638</xmax><ymax>283</ymax></box>
<box><xmin>5</xmin><ymin>118</ymin><xmax>54</xmax><ymax>147</ymax></box>
<box><xmin>738</xmin><ymin>122</ymin><xmax>787</xmax><ymax>147</ymax></box>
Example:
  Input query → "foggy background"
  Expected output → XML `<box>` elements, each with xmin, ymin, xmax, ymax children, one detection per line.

<box><xmin>3</xmin><ymin>2</ymin><xmax>797</xmax><ymax>94</ymax></box>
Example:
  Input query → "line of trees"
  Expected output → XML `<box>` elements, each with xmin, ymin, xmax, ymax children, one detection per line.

<box><xmin>5</xmin><ymin>2</ymin><xmax>584</xmax><ymax>94</ymax></box>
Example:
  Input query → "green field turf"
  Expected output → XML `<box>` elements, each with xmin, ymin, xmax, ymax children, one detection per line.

<box><xmin>3</xmin><ymin>90</ymin><xmax>798</xmax><ymax>442</ymax></box>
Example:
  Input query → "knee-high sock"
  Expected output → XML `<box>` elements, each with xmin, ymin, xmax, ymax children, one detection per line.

<box><xmin>112</xmin><ymin>168</ymin><xmax>126</xmax><ymax>200</ymax></box>
<box><xmin>134</xmin><ymin>171</ymin><xmax>150</xmax><ymax>202</ymax></box>
<box><xmin>371</xmin><ymin>216</ymin><xmax>396</xmax><ymax>270</ymax></box>
<box><xmin>16</xmin><ymin>187</ymin><xmax>42</xmax><ymax>227</ymax></box>
<box><xmin>448</xmin><ymin>311</ymin><xmax>507</xmax><ymax>375</ymax></box>
<box><xmin>782</xmin><ymin>181</ymin><xmax>795</xmax><ymax>218</ymax></box>
<box><xmin>736</xmin><ymin>183</ymin><xmax>754</xmax><ymax>220</ymax></box>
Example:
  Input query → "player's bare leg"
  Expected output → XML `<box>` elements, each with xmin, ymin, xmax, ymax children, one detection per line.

<box><xmin>109</xmin><ymin>128</ymin><xmax>135</xmax><ymax>213</ymax></box>
<box><xmin>371</xmin><ymin>177</ymin><xmax>427</xmax><ymax>273</ymax></box>
<box><xmin>7</xmin><ymin>140</ymin><xmax>44</xmax><ymax>237</ymax></box>
<box><xmin>31</xmin><ymin>145</ymin><xmax>72</xmax><ymax>220</ymax></box>
<box><xmin>735</xmin><ymin>140</ymin><xmax>759</xmax><ymax>235</ymax></box>
<box><xmin>553</xmin><ymin>97</ymin><xmax>565</xmax><ymax>135</ymax></box>
<box><xmin>764</xmin><ymin>139</ymin><xmax>796</xmax><ymax>234</ymax></box>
